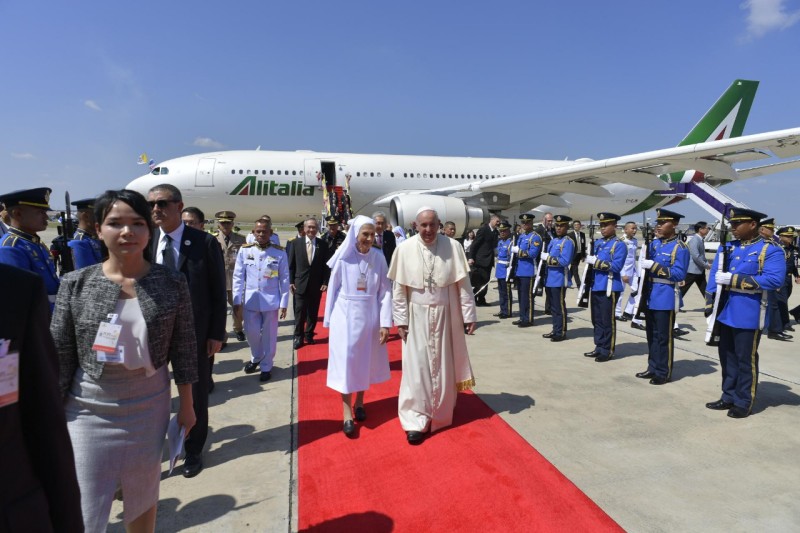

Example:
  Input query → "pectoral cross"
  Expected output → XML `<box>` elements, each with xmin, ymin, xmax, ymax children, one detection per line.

<box><xmin>425</xmin><ymin>272</ymin><xmax>437</xmax><ymax>291</ymax></box>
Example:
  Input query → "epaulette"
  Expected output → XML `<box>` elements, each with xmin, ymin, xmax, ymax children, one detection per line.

<box><xmin>1</xmin><ymin>235</ymin><xmax>18</xmax><ymax>247</ymax></box>
<box><xmin>242</xmin><ymin>243</ymin><xmax>256</xmax><ymax>248</ymax></box>
<box><xmin>271</xmin><ymin>244</ymin><xmax>284</xmax><ymax>251</ymax></box>
<box><xmin>676</xmin><ymin>239</ymin><xmax>688</xmax><ymax>249</ymax></box>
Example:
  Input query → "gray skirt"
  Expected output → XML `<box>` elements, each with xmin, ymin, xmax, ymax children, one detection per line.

<box><xmin>65</xmin><ymin>364</ymin><xmax>170</xmax><ymax>532</ymax></box>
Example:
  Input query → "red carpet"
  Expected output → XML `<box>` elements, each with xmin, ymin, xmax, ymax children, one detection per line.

<box><xmin>297</xmin><ymin>316</ymin><xmax>622</xmax><ymax>532</ymax></box>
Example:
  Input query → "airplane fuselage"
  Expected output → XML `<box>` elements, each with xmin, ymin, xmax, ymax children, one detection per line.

<box><xmin>127</xmin><ymin>150</ymin><xmax>660</xmax><ymax>226</ymax></box>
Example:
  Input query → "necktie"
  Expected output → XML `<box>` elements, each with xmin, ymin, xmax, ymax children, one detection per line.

<box><xmin>376</xmin><ymin>234</ymin><xmax>382</xmax><ymax>248</ymax></box>
<box><xmin>224</xmin><ymin>235</ymin><xmax>230</xmax><ymax>247</ymax></box>
<box><xmin>306</xmin><ymin>239</ymin><xmax>313</xmax><ymax>263</ymax></box>
<box><xmin>162</xmin><ymin>234</ymin><xmax>177</xmax><ymax>270</ymax></box>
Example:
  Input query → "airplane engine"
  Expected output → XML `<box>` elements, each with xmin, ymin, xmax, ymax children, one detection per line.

<box><xmin>389</xmin><ymin>195</ymin><xmax>487</xmax><ymax>235</ymax></box>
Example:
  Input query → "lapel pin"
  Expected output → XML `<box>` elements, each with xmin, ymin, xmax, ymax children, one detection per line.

<box><xmin>184</xmin><ymin>240</ymin><xmax>191</xmax><ymax>246</ymax></box>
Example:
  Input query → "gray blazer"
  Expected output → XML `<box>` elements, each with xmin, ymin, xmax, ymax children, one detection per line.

<box><xmin>51</xmin><ymin>263</ymin><xmax>199</xmax><ymax>396</ymax></box>
<box><xmin>687</xmin><ymin>234</ymin><xmax>708</xmax><ymax>275</ymax></box>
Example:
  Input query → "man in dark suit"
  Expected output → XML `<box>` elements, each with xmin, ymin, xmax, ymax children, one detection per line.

<box><xmin>468</xmin><ymin>214</ymin><xmax>501</xmax><ymax>306</ymax></box>
<box><xmin>288</xmin><ymin>217</ymin><xmax>331</xmax><ymax>349</ymax></box>
<box><xmin>148</xmin><ymin>184</ymin><xmax>226</xmax><ymax>479</ymax></box>
<box><xmin>0</xmin><ymin>264</ymin><xmax>83</xmax><ymax>531</ymax></box>
<box><xmin>569</xmin><ymin>220</ymin><xmax>587</xmax><ymax>289</ymax></box>
<box><xmin>372</xmin><ymin>211</ymin><xmax>396</xmax><ymax>266</ymax></box>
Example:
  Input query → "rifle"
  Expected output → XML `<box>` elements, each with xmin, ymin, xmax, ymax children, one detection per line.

<box><xmin>705</xmin><ymin>207</ymin><xmax>731</xmax><ymax>346</ymax></box>
<box><xmin>505</xmin><ymin>231</ymin><xmax>517</xmax><ymax>283</ymax></box>
<box><xmin>631</xmin><ymin>214</ymin><xmax>652</xmax><ymax>323</ymax></box>
<box><xmin>577</xmin><ymin>216</ymin><xmax>595</xmax><ymax>307</ymax></box>
<box><xmin>533</xmin><ymin>228</ymin><xmax>550</xmax><ymax>296</ymax></box>
<box><xmin>51</xmin><ymin>191</ymin><xmax>76</xmax><ymax>276</ymax></box>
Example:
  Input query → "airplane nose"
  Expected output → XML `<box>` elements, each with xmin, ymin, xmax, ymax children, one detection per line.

<box><xmin>127</xmin><ymin>173</ymin><xmax>157</xmax><ymax>196</ymax></box>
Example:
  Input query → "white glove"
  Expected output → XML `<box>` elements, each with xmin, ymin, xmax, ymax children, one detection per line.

<box><xmin>640</xmin><ymin>259</ymin><xmax>654</xmax><ymax>269</ymax></box>
<box><xmin>715</xmin><ymin>271</ymin><xmax>733</xmax><ymax>286</ymax></box>
<box><xmin>540</xmin><ymin>252</ymin><xmax>550</xmax><ymax>260</ymax></box>
<box><xmin>585</xmin><ymin>255</ymin><xmax>597</xmax><ymax>265</ymax></box>
<box><xmin>510</xmin><ymin>246</ymin><xmax>520</xmax><ymax>253</ymax></box>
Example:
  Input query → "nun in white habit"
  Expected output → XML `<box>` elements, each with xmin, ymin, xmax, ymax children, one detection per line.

<box><xmin>323</xmin><ymin>215</ymin><xmax>393</xmax><ymax>437</ymax></box>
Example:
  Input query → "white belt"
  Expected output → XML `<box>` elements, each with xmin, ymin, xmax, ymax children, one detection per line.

<box><xmin>651</xmin><ymin>278</ymin><xmax>675</xmax><ymax>285</ymax></box>
<box><xmin>48</xmin><ymin>295</ymin><xmax>57</xmax><ymax>303</ymax></box>
<box><xmin>729</xmin><ymin>288</ymin><xmax>761</xmax><ymax>294</ymax></box>
<box><xmin>497</xmin><ymin>260</ymin><xmax>510</xmax><ymax>265</ymax></box>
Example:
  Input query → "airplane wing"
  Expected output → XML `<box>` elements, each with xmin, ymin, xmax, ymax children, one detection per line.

<box><xmin>412</xmin><ymin>127</ymin><xmax>800</xmax><ymax>208</ymax></box>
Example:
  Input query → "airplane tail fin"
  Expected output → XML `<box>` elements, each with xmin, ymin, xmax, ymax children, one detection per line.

<box><xmin>678</xmin><ymin>79</ymin><xmax>758</xmax><ymax>146</ymax></box>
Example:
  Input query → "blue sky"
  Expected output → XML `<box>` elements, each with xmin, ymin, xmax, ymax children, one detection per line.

<box><xmin>2</xmin><ymin>0</ymin><xmax>799</xmax><ymax>223</ymax></box>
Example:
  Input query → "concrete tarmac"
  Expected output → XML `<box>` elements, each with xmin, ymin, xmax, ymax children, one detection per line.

<box><xmin>39</xmin><ymin>226</ymin><xmax>798</xmax><ymax>532</ymax></box>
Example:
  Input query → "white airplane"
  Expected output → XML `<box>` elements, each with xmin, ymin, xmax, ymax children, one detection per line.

<box><xmin>127</xmin><ymin>80</ymin><xmax>800</xmax><ymax>233</ymax></box>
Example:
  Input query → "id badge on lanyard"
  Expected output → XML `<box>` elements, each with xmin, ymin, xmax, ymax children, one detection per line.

<box><xmin>93</xmin><ymin>313</ymin><xmax>124</xmax><ymax>363</ymax></box>
<box><xmin>357</xmin><ymin>273</ymin><xmax>367</xmax><ymax>292</ymax></box>
<box><xmin>0</xmin><ymin>339</ymin><xmax>19</xmax><ymax>408</ymax></box>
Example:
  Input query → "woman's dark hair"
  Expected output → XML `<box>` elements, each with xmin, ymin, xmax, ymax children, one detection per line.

<box><xmin>94</xmin><ymin>189</ymin><xmax>155</xmax><ymax>261</ymax></box>
<box><xmin>468</xmin><ymin>230</ymin><xmax>476</xmax><ymax>239</ymax></box>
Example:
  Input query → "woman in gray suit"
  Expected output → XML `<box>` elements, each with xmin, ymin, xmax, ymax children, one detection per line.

<box><xmin>51</xmin><ymin>189</ymin><xmax>198</xmax><ymax>533</ymax></box>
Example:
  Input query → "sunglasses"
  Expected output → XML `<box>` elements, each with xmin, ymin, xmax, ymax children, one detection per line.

<box><xmin>148</xmin><ymin>199</ymin><xmax>178</xmax><ymax>209</ymax></box>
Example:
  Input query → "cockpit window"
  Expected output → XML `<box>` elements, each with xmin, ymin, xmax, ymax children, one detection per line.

<box><xmin>151</xmin><ymin>167</ymin><xmax>160</xmax><ymax>175</ymax></box>
<box><xmin>160</xmin><ymin>167</ymin><xmax>168</xmax><ymax>175</ymax></box>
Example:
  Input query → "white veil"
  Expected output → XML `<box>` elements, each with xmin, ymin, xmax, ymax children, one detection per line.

<box><xmin>326</xmin><ymin>215</ymin><xmax>376</xmax><ymax>268</ymax></box>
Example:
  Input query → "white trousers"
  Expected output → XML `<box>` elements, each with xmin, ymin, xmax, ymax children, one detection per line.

<box><xmin>243</xmin><ymin>309</ymin><xmax>279</xmax><ymax>371</ymax></box>
<box><xmin>616</xmin><ymin>280</ymin><xmax>638</xmax><ymax>317</ymax></box>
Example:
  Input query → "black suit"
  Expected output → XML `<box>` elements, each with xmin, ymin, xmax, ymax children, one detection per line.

<box><xmin>468</xmin><ymin>223</ymin><xmax>498</xmax><ymax>304</ymax></box>
<box><xmin>0</xmin><ymin>264</ymin><xmax>83</xmax><ymax>532</ymax></box>
<box><xmin>569</xmin><ymin>229</ymin><xmax>587</xmax><ymax>288</ymax></box>
<box><xmin>288</xmin><ymin>237</ymin><xmax>331</xmax><ymax>340</ymax></box>
<box><xmin>376</xmin><ymin>230</ymin><xmax>396</xmax><ymax>266</ymax></box>
<box><xmin>152</xmin><ymin>224</ymin><xmax>226</xmax><ymax>458</ymax></box>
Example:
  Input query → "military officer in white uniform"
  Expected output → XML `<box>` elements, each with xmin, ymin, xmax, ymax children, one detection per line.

<box><xmin>232</xmin><ymin>219</ymin><xmax>290</xmax><ymax>381</ymax></box>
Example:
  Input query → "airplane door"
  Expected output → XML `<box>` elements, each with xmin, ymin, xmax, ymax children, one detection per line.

<box><xmin>304</xmin><ymin>159</ymin><xmax>321</xmax><ymax>186</ymax></box>
<box><xmin>195</xmin><ymin>158</ymin><xmax>216</xmax><ymax>187</ymax></box>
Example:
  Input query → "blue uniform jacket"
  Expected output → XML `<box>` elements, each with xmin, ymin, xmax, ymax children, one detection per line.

<box><xmin>516</xmin><ymin>231</ymin><xmax>542</xmax><ymax>277</ymax></box>
<box><xmin>706</xmin><ymin>237</ymin><xmax>785</xmax><ymax>329</ymax></box>
<box><xmin>545</xmin><ymin>235</ymin><xmax>575</xmax><ymax>287</ymax></box>
<box><xmin>495</xmin><ymin>237</ymin><xmax>513</xmax><ymax>279</ymax></box>
<box><xmin>591</xmin><ymin>236</ymin><xmax>625</xmax><ymax>292</ymax></box>
<box><xmin>68</xmin><ymin>228</ymin><xmax>103</xmax><ymax>269</ymax></box>
<box><xmin>646</xmin><ymin>236</ymin><xmax>689</xmax><ymax>311</ymax></box>
<box><xmin>0</xmin><ymin>228</ymin><xmax>60</xmax><ymax>310</ymax></box>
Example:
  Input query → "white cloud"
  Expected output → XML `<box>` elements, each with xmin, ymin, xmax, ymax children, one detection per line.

<box><xmin>742</xmin><ymin>0</ymin><xmax>800</xmax><ymax>39</ymax></box>
<box><xmin>84</xmin><ymin>100</ymin><xmax>102</xmax><ymax>111</ymax></box>
<box><xmin>10</xmin><ymin>152</ymin><xmax>34</xmax><ymax>159</ymax></box>
<box><xmin>193</xmin><ymin>137</ymin><xmax>225</xmax><ymax>149</ymax></box>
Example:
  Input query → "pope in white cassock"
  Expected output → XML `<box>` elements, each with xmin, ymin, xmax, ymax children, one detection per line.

<box><xmin>388</xmin><ymin>207</ymin><xmax>477</xmax><ymax>445</ymax></box>
<box><xmin>324</xmin><ymin>215</ymin><xmax>393</xmax><ymax>437</ymax></box>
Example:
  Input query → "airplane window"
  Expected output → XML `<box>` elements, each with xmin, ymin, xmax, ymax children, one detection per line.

<box><xmin>424</xmin><ymin>174</ymin><xmax>428</xmax><ymax>178</ymax></box>
<box><xmin>378</xmin><ymin>172</ymin><xmax>382</xmax><ymax>177</ymax></box>
<box><xmin>239</xmin><ymin>170</ymin><xmax>243</xmax><ymax>174</ymax></box>
<box><xmin>231</xmin><ymin>170</ymin><xmax>235</xmax><ymax>175</ymax></box>
<box><xmin>270</xmin><ymin>170</ymin><xmax>274</xmax><ymax>175</ymax></box>
<box><xmin>247</xmin><ymin>170</ymin><xmax>251</xmax><ymax>174</ymax></box>
<box><xmin>417</xmin><ymin>173</ymin><xmax>420</xmax><ymax>178</ymax></box>
<box><xmin>370</xmin><ymin>172</ymin><xmax>374</xmax><ymax>177</ymax></box>
<box><xmin>285</xmin><ymin>170</ymin><xmax>288</xmax><ymax>175</ymax></box>
<box><xmin>262</xmin><ymin>170</ymin><xmax>266</xmax><ymax>175</ymax></box>
<box><xmin>390</xmin><ymin>173</ymin><xmax>394</xmax><ymax>177</ymax></box>
<box><xmin>161</xmin><ymin>168</ymin><xmax>169</xmax><ymax>175</ymax></box>
<box><xmin>292</xmin><ymin>171</ymin><xmax>296</xmax><ymax>175</ymax></box>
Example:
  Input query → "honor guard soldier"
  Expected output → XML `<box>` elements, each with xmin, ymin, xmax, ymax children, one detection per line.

<box><xmin>232</xmin><ymin>219</ymin><xmax>290</xmax><ymax>381</ymax></box>
<box><xmin>759</xmin><ymin>217</ymin><xmax>777</xmax><ymax>243</ymax></box>
<box><xmin>0</xmin><ymin>201</ymin><xmax>10</xmax><ymax>237</ymax></box>
<box><xmin>494</xmin><ymin>221</ymin><xmax>514</xmax><ymax>319</ymax></box>
<box><xmin>322</xmin><ymin>215</ymin><xmax>346</xmax><ymax>252</ymax></box>
<box><xmin>0</xmin><ymin>188</ymin><xmax>60</xmax><ymax>313</ymax></box>
<box><xmin>705</xmin><ymin>208</ymin><xmax>785</xmax><ymax>418</ymax></box>
<box><xmin>215</xmin><ymin>210</ymin><xmax>247</xmax><ymax>342</ymax></box>
<box><xmin>635</xmin><ymin>209</ymin><xmax>689</xmax><ymax>385</ymax></box>
<box><xmin>512</xmin><ymin>214</ymin><xmax>542</xmax><ymax>327</ymax></box>
<box><xmin>584</xmin><ymin>213</ymin><xmax>625</xmax><ymax>362</ymax></box>
<box><xmin>771</xmin><ymin>226</ymin><xmax>799</xmax><ymax>338</ymax></box>
<box><xmin>68</xmin><ymin>197</ymin><xmax>103</xmax><ymax>269</ymax></box>
<box><xmin>542</xmin><ymin>215</ymin><xmax>575</xmax><ymax>341</ymax></box>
